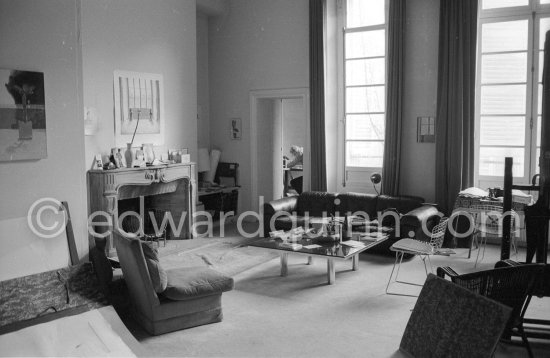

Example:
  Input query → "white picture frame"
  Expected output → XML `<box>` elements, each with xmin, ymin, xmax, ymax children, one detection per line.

<box><xmin>113</xmin><ymin>70</ymin><xmax>165</xmax><ymax>147</ymax></box>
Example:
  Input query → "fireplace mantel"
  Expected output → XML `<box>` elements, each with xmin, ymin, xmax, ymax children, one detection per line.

<box><xmin>87</xmin><ymin>163</ymin><xmax>196</xmax><ymax>257</ymax></box>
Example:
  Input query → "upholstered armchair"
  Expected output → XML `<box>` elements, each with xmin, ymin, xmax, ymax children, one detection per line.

<box><xmin>113</xmin><ymin>230</ymin><xmax>234</xmax><ymax>335</ymax></box>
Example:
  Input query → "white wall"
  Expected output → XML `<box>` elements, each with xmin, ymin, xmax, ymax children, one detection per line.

<box><xmin>208</xmin><ymin>0</ymin><xmax>309</xmax><ymax>212</ymax></box>
<box><xmin>0</xmin><ymin>0</ymin><xmax>87</xmax><ymax>280</ymax></box>
<box><xmin>197</xmin><ymin>11</ymin><xmax>211</xmax><ymax>149</ymax></box>
<box><xmin>400</xmin><ymin>0</ymin><xmax>439</xmax><ymax>202</ymax></box>
<box><xmin>82</xmin><ymin>0</ymin><xmax>198</xmax><ymax>169</ymax></box>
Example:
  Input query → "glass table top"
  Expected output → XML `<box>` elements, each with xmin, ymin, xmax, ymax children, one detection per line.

<box><xmin>248</xmin><ymin>235</ymin><xmax>389</xmax><ymax>259</ymax></box>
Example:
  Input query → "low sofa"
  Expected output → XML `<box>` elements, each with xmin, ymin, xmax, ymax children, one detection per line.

<box><xmin>263</xmin><ymin>191</ymin><xmax>440</xmax><ymax>255</ymax></box>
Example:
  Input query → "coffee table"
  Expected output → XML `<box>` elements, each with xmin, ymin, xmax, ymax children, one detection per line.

<box><xmin>248</xmin><ymin>234</ymin><xmax>389</xmax><ymax>284</ymax></box>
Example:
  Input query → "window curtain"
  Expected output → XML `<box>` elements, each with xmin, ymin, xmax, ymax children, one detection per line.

<box><xmin>309</xmin><ymin>0</ymin><xmax>327</xmax><ymax>191</ymax></box>
<box><xmin>435</xmin><ymin>0</ymin><xmax>478</xmax><ymax>214</ymax></box>
<box><xmin>381</xmin><ymin>0</ymin><xmax>406</xmax><ymax>196</ymax></box>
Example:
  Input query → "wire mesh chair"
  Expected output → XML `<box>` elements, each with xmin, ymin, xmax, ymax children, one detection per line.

<box><xmin>471</xmin><ymin>204</ymin><xmax>519</xmax><ymax>267</ymax></box>
<box><xmin>437</xmin><ymin>262</ymin><xmax>544</xmax><ymax>358</ymax></box>
<box><xmin>386</xmin><ymin>217</ymin><xmax>449</xmax><ymax>297</ymax></box>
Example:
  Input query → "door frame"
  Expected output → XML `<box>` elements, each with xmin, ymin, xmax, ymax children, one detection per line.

<box><xmin>249</xmin><ymin>87</ymin><xmax>310</xmax><ymax>214</ymax></box>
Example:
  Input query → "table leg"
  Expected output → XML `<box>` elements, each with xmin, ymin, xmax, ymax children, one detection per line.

<box><xmin>352</xmin><ymin>255</ymin><xmax>359</xmax><ymax>271</ymax></box>
<box><xmin>280</xmin><ymin>253</ymin><xmax>288</xmax><ymax>277</ymax></box>
<box><xmin>327</xmin><ymin>258</ymin><xmax>335</xmax><ymax>284</ymax></box>
<box><xmin>307</xmin><ymin>256</ymin><xmax>313</xmax><ymax>265</ymax></box>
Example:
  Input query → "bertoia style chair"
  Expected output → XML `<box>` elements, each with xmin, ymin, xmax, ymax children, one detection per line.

<box><xmin>386</xmin><ymin>217</ymin><xmax>450</xmax><ymax>297</ymax></box>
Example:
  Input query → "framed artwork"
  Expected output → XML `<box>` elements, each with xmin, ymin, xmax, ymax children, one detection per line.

<box><xmin>231</xmin><ymin>118</ymin><xmax>242</xmax><ymax>140</ymax></box>
<box><xmin>0</xmin><ymin>69</ymin><xmax>47</xmax><ymax>161</ymax></box>
<box><xmin>113</xmin><ymin>70</ymin><xmax>165</xmax><ymax>147</ymax></box>
<box><xmin>417</xmin><ymin>117</ymin><xmax>435</xmax><ymax>143</ymax></box>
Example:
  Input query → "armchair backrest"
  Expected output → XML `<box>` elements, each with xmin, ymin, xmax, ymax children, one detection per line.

<box><xmin>113</xmin><ymin>230</ymin><xmax>160</xmax><ymax>317</ymax></box>
<box><xmin>446</xmin><ymin>264</ymin><xmax>543</xmax><ymax>329</ymax></box>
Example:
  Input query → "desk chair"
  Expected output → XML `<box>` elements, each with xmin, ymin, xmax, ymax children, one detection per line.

<box><xmin>386</xmin><ymin>217</ymin><xmax>450</xmax><ymax>297</ymax></box>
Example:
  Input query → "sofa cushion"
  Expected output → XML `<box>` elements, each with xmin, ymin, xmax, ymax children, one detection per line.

<box><xmin>163</xmin><ymin>267</ymin><xmax>234</xmax><ymax>301</ymax></box>
<box><xmin>376</xmin><ymin>195</ymin><xmax>424</xmax><ymax>214</ymax></box>
<box><xmin>337</xmin><ymin>192</ymin><xmax>378</xmax><ymax>219</ymax></box>
<box><xmin>141</xmin><ymin>241</ymin><xmax>168</xmax><ymax>293</ymax></box>
<box><xmin>296</xmin><ymin>191</ymin><xmax>338</xmax><ymax>217</ymax></box>
<box><xmin>272</xmin><ymin>215</ymin><xmax>309</xmax><ymax>232</ymax></box>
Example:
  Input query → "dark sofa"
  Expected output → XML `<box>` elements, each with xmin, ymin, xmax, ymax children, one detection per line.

<box><xmin>263</xmin><ymin>191</ymin><xmax>440</xmax><ymax>255</ymax></box>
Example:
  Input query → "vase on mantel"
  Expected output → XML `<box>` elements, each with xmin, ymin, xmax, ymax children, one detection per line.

<box><xmin>125</xmin><ymin>143</ymin><xmax>134</xmax><ymax>168</ymax></box>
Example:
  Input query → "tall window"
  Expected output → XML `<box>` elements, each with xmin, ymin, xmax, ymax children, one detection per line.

<box><xmin>476</xmin><ymin>0</ymin><xmax>550</xmax><ymax>188</ymax></box>
<box><xmin>342</xmin><ymin>0</ymin><xmax>387</xmax><ymax>186</ymax></box>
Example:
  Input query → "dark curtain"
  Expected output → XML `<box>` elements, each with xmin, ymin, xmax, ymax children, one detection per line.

<box><xmin>309</xmin><ymin>0</ymin><xmax>327</xmax><ymax>191</ymax></box>
<box><xmin>381</xmin><ymin>0</ymin><xmax>406</xmax><ymax>196</ymax></box>
<box><xmin>435</xmin><ymin>0</ymin><xmax>478</xmax><ymax>215</ymax></box>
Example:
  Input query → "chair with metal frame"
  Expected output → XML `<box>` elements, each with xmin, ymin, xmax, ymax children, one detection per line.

<box><xmin>386</xmin><ymin>217</ymin><xmax>450</xmax><ymax>297</ymax></box>
<box><xmin>437</xmin><ymin>261</ymin><xmax>544</xmax><ymax>358</ymax></box>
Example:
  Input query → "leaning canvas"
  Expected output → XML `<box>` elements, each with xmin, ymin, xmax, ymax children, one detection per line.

<box><xmin>0</xmin><ymin>69</ymin><xmax>47</xmax><ymax>161</ymax></box>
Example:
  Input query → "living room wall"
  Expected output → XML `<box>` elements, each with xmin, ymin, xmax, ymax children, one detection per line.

<box><xmin>208</xmin><ymin>0</ymin><xmax>309</xmax><ymax>213</ymax></box>
<box><xmin>400</xmin><ymin>0</ymin><xmax>439</xmax><ymax>202</ymax></box>
<box><xmin>0</xmin><ymin>0</ymin><xmax>87</xmax><ymax>280</ymax></box>
<box><xmin>81</xmin><ymin>0</ymin><xmax>198</xmax><ymax>170</ymax></box>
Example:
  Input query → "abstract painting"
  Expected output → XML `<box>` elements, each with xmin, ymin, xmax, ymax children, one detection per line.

<box><xmin>113</xmin><ymin>70</ymin><xmax>164</xmax><ymax>147</ymax></box>
<box><xmin>0</xmin><ymin>69</ymin><xmax>47</xmax><ymax>161</ymax></box>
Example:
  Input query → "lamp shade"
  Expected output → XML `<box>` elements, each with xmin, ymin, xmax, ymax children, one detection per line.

<box><xmin>198</xmin><ymin>148</ymin><xmax>210</xmax><ymax>172</ymax></box>
<box><xmin>370</xmin><ymin>173</ymin><xmax>382</xmax><ymax>185</ymax></box>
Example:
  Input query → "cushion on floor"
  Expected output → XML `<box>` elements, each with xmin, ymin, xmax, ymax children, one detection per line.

<box><xmin>163</xmin><ymin>267</ymin><xmax>234</xmax><ymax>300</ymax></box>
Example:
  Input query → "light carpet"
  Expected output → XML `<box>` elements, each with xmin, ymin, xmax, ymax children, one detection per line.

<box><xmin>125</xmin><ymin>241</ymin><xmax>550</xmax><ymax>358</ymax></box>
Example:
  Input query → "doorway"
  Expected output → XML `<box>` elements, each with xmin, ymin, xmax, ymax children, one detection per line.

<box><xmin>250</xmin><ymin>88</ymin><xmax>310</xmax><ymax>214</ymax></box>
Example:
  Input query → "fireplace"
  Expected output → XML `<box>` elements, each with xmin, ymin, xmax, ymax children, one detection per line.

<box><xmin>87</xmin><ymin>163</ymin><xmax>196</xmax><ymax>257</ymax></box>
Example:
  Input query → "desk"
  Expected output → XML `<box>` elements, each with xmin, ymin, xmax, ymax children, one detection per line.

<box><xmin>198</xmin><ymin>186</ymin><xmax>239</xmax><ymax>219</ymax></box>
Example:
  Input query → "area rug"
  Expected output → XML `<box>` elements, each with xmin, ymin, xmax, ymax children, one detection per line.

<box><xmin>159</xmin><ymin>241</ymin><xmax>278</xmax><ymax>277</ymax></box>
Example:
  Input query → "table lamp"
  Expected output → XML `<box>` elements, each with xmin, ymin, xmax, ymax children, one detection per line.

<box><xmin>198</xmin><ymin>148</ymin><xmax>211</xmax><ymax>188</ymax></box>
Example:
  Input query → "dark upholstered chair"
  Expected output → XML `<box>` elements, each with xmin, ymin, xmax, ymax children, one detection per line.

<box><xmin>437</xmin><ymin>262</ymin><xmax>544</xmax><ymax>357</ymax></box>
<box><xmin>400</xmin><ymin>274</ymin><xmax>511</xmax><ymax>358</ymax></box>
<box><xmin>113</xmin><ymin>231</ymin><xmax>234</xmax><ymax>335</ymax></box>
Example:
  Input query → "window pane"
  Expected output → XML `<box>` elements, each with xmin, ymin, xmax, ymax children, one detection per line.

<box><xmin>345</xmin><ymin>30</ymin><xmax>385</xmax><ymax>59</ymax></box>
<box><xmin>481</xmin><ymin>53</ymin><xmax>527</xmax><ymax>84</ymax></box>
<box><xmin>540</xmin><ymin>18</ymin><xmax>550</xmax><ymax>50</ymax></box>
<box><xmin>346</xmin><ymin>141</ymin><xmax>384</xmax><ymax>167</ymax></box>
<box><xmin>482</xmin><ymin>0</ymin><xmax>528</xmax><ymax>9</ymax></box>
<box><xmin>346</xmin><ymin>0</ymin><xmax>385</xmax><ymax>28</ymax></box>
<box><xmin>539</xmin><ymin>51</ymin><xmax>544</xmax><ymax>83</ymax></box>
<box><xmin>538</xmin><ymin>84</ymin><xmax>543</xmax><ymax>116</ymax></box>
<box><xmin>480</xmin><ymin>117</ymin><xmax>525</xmax><ymax>146</ymax></box>
<box><xmin>346</xmin><ymin>58</ymin><xmax>385</xmax><ymax>86</ymax></box>
<box><xmin>346</xmin><ymin>114</ymin><xmax>385</xmax><ymax>140</ymax></box>
<box><xmin>538</xmin><ymin>116</ymin><xmax>541</xmax><ymax>147</ymax></box>
<box><xmin>479</xmin><ymin>147</ymin><xmax>524</xmax><ymax>176</ymax></box>
<box><xmin>346</xmin><ymin>86</ymin><xmax>385</xmax><ymax>113</ymax></box>
<box><xmin>542</xmin><ymin>0</ymin><xmax>550</xmax><ymax>4</ymax></box>
<box><xmin>480</xmin><ymin>85</ymin><xmax>526</xmax><ymax>115</ymax></box>
<box><xmin>482</xmin><ymin>20</ymin><xmax>528</xmax><ymax>53</ymax></box>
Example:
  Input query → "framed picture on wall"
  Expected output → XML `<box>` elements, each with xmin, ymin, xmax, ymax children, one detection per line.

<box><xmin>0</xmin><ymin>69</ymin><xmax>47</xmax><ymax>161</ymax></box>
<box><xmin>230</xmin><ymin>118</ymin><xmax>242</xmax><ymax>140</ymax></box>
<box><xmin>113</xmin><ymin>70</ymin><xmax>165</xmax><ymax>147</ymax></box>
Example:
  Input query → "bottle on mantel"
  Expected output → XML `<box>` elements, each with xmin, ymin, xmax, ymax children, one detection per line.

<box><xmin>125</xmin><ymin>143</ymin><xmax>133</xmax><ymax>168</ymax></box>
